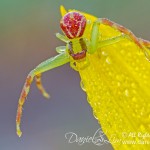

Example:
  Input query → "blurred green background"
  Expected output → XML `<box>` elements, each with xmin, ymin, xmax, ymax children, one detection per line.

<box><xmin>0</xmin><ymin>0</ymin><xmax>150</xmax><ymax>150</ymax></box>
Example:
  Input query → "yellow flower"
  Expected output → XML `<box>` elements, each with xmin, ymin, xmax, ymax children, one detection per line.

<box><xmin>63</xmin><ymin>6</ymin><xmax>150</xmax><ymax>150</ymax></box>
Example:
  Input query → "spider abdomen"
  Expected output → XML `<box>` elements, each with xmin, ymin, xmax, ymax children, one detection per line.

<box><xmin>60</xmin><ymin>12</ymin><xmax>86</xmax><ymax>39</ymax></box>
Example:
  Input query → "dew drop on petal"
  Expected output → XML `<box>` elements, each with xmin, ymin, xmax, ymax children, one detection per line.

<box><xmin>124</xmin><ymin>89</ymin><xmax>129</xmax><ymax>97</ymax></box>
<box><xmin>102</xmin><ymin>51</ymin><xmax>108</xmax><ymax>56</ymax></box>
<box><xmin>120</xmin><ymin>49</ymin><xmax>125</xmax><ymax>54</ymax></box>
<box><xmin>132</xmin><ymin>97</ymin><xmax>137</xmax><ymax>102</ymax></box>
<box><xmin>108</xmin><ymin>71</ymin><xmax>112</xmax><ymax>76</ymax></box>
<box><xmin>80</xmin><ymin>80</ymin><xmax>86</xmax><ymax>91</ymax></box>
<box><xmin>131</xmin><ymin>82</ymin><xmax>136</xmax><ymax>88</ymax></box>
<box><xmin>106</xmin><ymin>57</ymin><xmax>112</xmax><ymax>64</ymax></box>
<box><xmin>117</xmin><ymin>82</ymin><xmax>121</xmax><ymax>87</ymax></box>
<box><xmin>139</xmin><ymin>124</ymin><xmax>146</xmax><ymax>132</ymax></box>
<box><xmin>93</xmin><ymin>111</ymin><xmax>98</xmax><ymax>120</ymax></box>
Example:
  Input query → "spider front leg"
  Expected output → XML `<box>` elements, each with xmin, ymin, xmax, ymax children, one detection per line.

<box><xmin>98</xmin><ymin>34</ymin><xmax>129</xmax><ymax>48</ymax></box>
<box><xmin>16</xmin><ymin>52</ymin><xmax>69</xmax><ymax>137</ymax></box>
<box><xmin>88</xmin><ymin>20</ymin><xmax>100</xmax><ymax>54</ymax></box>
<box><xmin>96</xmin><ymin>18</ymin><xmax>150</xmax><ymax>61</ymax></box>
<box><xmin>56</xmin><ymin>33</ymin><xmax>69</xmax><ymax>43</ymax></box>
<box><xmin>139</xmin><ymin>38</ymin><xmax>150</xmax><ymax>48</ymax></box>
<box><xmin>89</xmin><ymin>20</ymin><xmax>129</xmax><ymax>54</ymax></box>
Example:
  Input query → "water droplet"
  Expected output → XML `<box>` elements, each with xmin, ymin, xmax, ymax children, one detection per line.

<box><xmin>102</xmin><ymin>51</ymin><xmax>108</xmax><ymax>56</ymax></box>
<box><xmin>93</xmin><ymin>111</ymin><xmax>98</xmax><ymax>120</ymax></box>
<box><xmin>139</xmin><ymin>124</ymin><xmax>146</xmax><ymax>132</ymax></box>
<box><xmin>80</xmin><ymin>80</ymin><xmax>86</xmax><ymax>91</ymax></box>
<box><xmin>117</xmin><ymin>82</ymin><xmax>121</xmax><ymax>87</ymax></box>
<box><xmin>127</xmin><ymin>105</ymin><xmax>130</xmax><ymax>109</ymax></box>
<box><xmin>143</xmin><ymin>74</ymin><xmax>147</xmax><ymax>79</ymax></box>
<box><xmin>132</xmin><ymin>112</ymin><xmax>136</xmax><ymax>117</ymax></box>
<box><xmin>106</xmin><ymin>57</ymin><xmax>112</xmax><ymax>64</ymax></box>
<box><xmin>139</xmin><ymin>73</ymin><xmax>142</xmax><ymax>77</ymax></box>
<box><xmin>131</xmin><ymin>62</ymin><xmax>135</xmax><ymax>67</ymax></box>
<box><xmin>124</xmin><ymin>89</ymin><xmax>129</xmax><ymax>97</ymax></box>
<box><xmin>132</xmin><ymin>97</ymin><xmax>137</xmax><ymax>102</ymax></box>
<box><xmin>116</xmin><ymin>75</ymin><xmax>123</xmax><ymax>82</ymax></box>
<box><xmin>142</xmin><ymin>66</ymin><xmax>146</xmax><ymax>70</ymax></box>
<box><xmin>131</xmin><ymin>82</ymin><xmax>136</xmax><ymax>88</ymax></box>
<box><xmin>135</xmin><ymin>66</ymin><xmax>139</xmax><ymax>71</ymax></box>
<box><xmin>120</xmin><ymin>49</ymin><xmax>125</xmax><ymax>54</ymax></box>
<box><xmin>127</xmin><ymin>52</ymin><xmax>131</xmax><ymax>57</ymax></box>
<box><xmin>135</xmin><ymin>104</ymin><xmax>139</xmax><ymax>108</ymax></box>
<box><xmin>108</xmin><ymin>71</ymin><xmax>112</xmax><ymax>76</ymax></box>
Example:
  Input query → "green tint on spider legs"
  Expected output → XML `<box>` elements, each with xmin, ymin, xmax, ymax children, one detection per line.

<box><xmin>16</xmin><ymin>52</ymin><xmax>69</xmax><ymax>137</ymax></box>
<box><xmin>98</xmin><ymin>34</ymin><xmax>129</xmax><ymax>48</ymax></box>
<box><xmin>89</xmin><ymin>21</ymin><xmax>100</xmax><ymax>54</ymax></box>
<box><xmin>56</xmin><ymin>33</ymin><xmax>69</xmax><ymax>43</ymax></box>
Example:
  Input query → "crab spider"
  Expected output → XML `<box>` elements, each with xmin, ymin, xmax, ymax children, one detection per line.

<box><xmin>16</xmin><ymin>5</ymin><xmax>150</xmax><ymax>137</ymax></box>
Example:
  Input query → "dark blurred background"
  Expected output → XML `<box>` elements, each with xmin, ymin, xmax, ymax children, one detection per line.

<box><xmin>0</xmin><ymin>0</ymin><xmax>150</xmax><ymax>150</ymax></box>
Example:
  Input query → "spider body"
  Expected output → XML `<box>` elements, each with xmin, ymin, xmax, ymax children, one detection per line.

<box><xmin>60</xmin><ymin>12</ymin><xmax>86</xmax><ymax>39</ymax></box>
<box><xmin>60</xmin><ymin>11</ymin><xmax>88</xmax><ymax>61</ymax></box>
<box><xmin>16</xmin><ymin>5</ymin><xmax>150</xmax><ymax>138</ymax></box>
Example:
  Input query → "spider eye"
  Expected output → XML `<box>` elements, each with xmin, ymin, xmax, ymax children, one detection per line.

<box><xmin>60</xmin><ymin>12</ymin><xmax>86</xmax><ymax>39</ymax></box>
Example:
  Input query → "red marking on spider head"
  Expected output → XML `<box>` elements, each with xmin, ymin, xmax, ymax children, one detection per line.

<box><xmin>60</xmin><ymin>12</ymin><xmax>86</xmax><ymax>39</ymax></box>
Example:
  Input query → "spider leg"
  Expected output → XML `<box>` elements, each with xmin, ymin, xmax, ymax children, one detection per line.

<box><xmin>98</xmin><ymin>34</ymin><xmax>128</xmax><ymax>48</ymax></box>
<box><xmin>89</xmin><ymin>20</ymin><xmax>129</xmax><ymax>54</ymax></box>
<box><xmin>16</xmin><ymin>53</ymin><xmax>69</xmax><ymax>137</ymax></box>
<box><xmin>56</xmin><ymin>33</ymin><xmax>69</xmax><ymax>43</ymax></box>
<box><xmin>90</xmin><ymin>18</ymin><xmax>150</xmax><ymax>61</ymax></box>
<box><xmin>88</xmin><ymin>20</ymin><xmax>100</xmax><ymax>54</ymax></box>
<box><xmin>97</xmin><ymin>18</ymin><xmax>143</xmax><ymax>48</ymax></box>
<box><xmin>16</xmin><ymin>72</ymin><xmax>34</xmax><ymax>137</ymax></box>
<box><xmin>35</xmin><ymin>45</ymin><xmax>67</xmax><ymax>97</ymax></box>
<box><xmin>35</xmin><ymin>74</ymin><xmax>50</xmax><ymax>99</ymax></box>
<box><xmin>139</xmin><ymin>38</ymin><xmax>150</xmax><ymax>48</ymax></box>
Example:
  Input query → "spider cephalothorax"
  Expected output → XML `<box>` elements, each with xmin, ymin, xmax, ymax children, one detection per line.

<box><xmin>68</xmin><ymin>38</ymin><xmax>87</xmax><ymax>60</ymax></box>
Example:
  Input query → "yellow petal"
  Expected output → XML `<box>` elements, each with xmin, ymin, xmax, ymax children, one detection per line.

<box><xmin>60</xmin><ymin>5</ymin><xmax>67</xmax><ymax>17</ymax></box>
<box><xmin>68</xmin><ymin>7</ymin><xmax>150</xmax><ymax>150</ymax></box>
